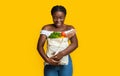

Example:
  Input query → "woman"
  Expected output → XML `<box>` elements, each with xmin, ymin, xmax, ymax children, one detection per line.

<box><xmin>37</xmin><ymin>5</ymin><xmax>78</xmax><ymax>76</ymax></box>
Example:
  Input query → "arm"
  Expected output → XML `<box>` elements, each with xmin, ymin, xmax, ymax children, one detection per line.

<box><xmin>37</xmin><ymin>27</ymin><xmax>59</xmax><ymax>65</ymax></box>
<box><xmin>37</xmin><ymin>34</ymin><xmax>48</xmax><ymax>62</ymax></box>
<box><xmin>62</xmin><ymin>33</ymin><xmax>78</xmax><ymax>56</ymax></box>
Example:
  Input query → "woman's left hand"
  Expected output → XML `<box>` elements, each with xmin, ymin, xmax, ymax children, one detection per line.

<box><xmin>51</xmin><ymin>51</ymin><xmax>64</xmax><ymax>61</ymax></box>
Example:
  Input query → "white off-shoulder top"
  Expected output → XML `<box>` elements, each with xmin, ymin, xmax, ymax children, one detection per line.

<box><xmin>40</xmin><ymin>29</ymin><xmax>76</xmax><ymax>65</ymax></box>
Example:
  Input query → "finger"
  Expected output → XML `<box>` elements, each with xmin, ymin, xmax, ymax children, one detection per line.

<box><xmin>51</xmin><ymin>55</ymin><xmax>59</xmax><ymax>59</ymax></box>
<box><xmin>50</xmin><ymin>55</ymin><xmax>56</xmax><ymax>58</ymax></box>
<box><xmin>50</xmin><ymin>57</ymin><xmax>56</xmax><ymax>60</ymax></box>
<box><xmin>51</xmin><ymin>57</ymin><xmax>59</xmax><ymax>61</ymax></box>
<box><xmin>52</xmin><ymin>59</ymin><xmax>60</xmax><ymax>63</ymax></box>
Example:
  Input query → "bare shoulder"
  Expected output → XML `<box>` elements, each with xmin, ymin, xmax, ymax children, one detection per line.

<box><xmin>65</xmin><ymin>24</ymin><xmax>75</xmax><ymax>30</ymax></box>
<box><xmin>41</xmin><ymin>24</ymin><xmax>53</xmax><ymax>30</ymax></box>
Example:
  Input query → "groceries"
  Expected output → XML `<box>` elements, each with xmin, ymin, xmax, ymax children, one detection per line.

<box><xmin>48</xmin><ymin>32</ymin><xmax>66</xmax><ymax>38</ymax></box>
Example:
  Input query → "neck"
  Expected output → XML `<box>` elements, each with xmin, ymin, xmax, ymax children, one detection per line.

<box><xmin>53</xmin><ymin>24</ymin><xmax>65</xmax><ymax>28</ymax></box>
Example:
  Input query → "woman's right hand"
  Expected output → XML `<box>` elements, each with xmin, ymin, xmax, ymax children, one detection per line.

<box><xmin>46</xmin><ymin>58</ymin><xmax>60</xmax><ymax>66</ymax></box>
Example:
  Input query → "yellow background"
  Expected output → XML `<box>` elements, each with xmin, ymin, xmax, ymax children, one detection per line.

<box><xmin>0</xmin><ymin>0</ymin><xmax>120</xmax><ymax>76</ymax></box>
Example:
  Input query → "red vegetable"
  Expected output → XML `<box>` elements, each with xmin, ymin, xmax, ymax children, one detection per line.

<box><xmin>61</xmin><ymin>32</ymin><xmax>66</xmax><ymax>37</ymax></box>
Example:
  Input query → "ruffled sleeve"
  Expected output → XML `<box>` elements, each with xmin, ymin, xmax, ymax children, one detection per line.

<box><xmin>65</xmin><ymin>29</ymin><xmax>76</xmax><ymax>34</ymax></box>
<box><xmin>40</xmin><ymin>30</ymin><xmax>53</xmax><ymax>37</ymax></box>
<box><xmin>65</xmin><ymin>29</ymin><xmax>76</xmax><ymax>38</ymax></box>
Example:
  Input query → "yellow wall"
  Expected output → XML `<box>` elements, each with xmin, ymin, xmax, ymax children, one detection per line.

<box><xmin>0</xmin><ymin>0</ymin><xmax>120</xmax><ymax>76</ymax></box>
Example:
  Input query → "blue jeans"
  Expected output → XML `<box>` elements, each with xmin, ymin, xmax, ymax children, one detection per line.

<box><xmin>44</xmin><ymin>55</ymin><xmax>73</xmax><ymax>76</ymax></box>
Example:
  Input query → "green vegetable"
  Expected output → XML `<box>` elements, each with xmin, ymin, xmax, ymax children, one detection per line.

<box><xmin>48</xmin><ymin>32</ymin><xmax>61</xmax><ymax>38</ymax></box>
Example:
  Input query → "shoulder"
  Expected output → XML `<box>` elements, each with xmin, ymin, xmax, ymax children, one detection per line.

<box><xmin>40</xmin><ymin>24</ymin><xmax>53</xmax><ymax>37</ymax></box>
<box><xmin>41</xmin><ymin>24</ymin><xmax>53</xmax><ymax>30</ymax></box>
<box><xmin>65</xmin><ymin>24</ymin><xmax>75</xmax><ymax>30</ymax></box>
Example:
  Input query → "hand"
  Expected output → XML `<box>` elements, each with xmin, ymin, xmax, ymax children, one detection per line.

<box><xmin>51</xmin><ymin>51</ymin><xmax>64</xmax><ymax>61</ymax></box>
<box><xmin>46</xmin><ymin>58</ymin><xmax>60</xmax><ymax>66</ymax></box>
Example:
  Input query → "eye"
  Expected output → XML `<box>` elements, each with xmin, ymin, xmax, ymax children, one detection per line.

<box><xmin>53</xmin><ymin>16</ymin><xmax>65</xmax><ymax>21</ymax></box>
<box><xmin>53</xmin><ymin>17</ymin><xmax>57</xmax><ymax>20</ymax></box>
<box><xmin>59</xmin><ymin>16</ymin><xmax>64</xmax><ymax>19</ymax></box>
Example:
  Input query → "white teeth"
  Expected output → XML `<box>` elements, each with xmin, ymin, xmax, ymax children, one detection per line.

<box><xmin>57</xmin><ymin>23</ymin><xmax>61</xmax><ymax>25</ymax></box>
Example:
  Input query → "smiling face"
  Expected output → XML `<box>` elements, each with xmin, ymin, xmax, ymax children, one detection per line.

<box><xmin>52</xmin><ymin>11</ymin><xmax>65</xmax><ymax>28</ymax></box>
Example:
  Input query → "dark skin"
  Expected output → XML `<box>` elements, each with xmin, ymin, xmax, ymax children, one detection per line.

<box><xmin>37</xmin><ymin>11</ymin><xmax>78</xmax><ymax>66</ymax></box>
